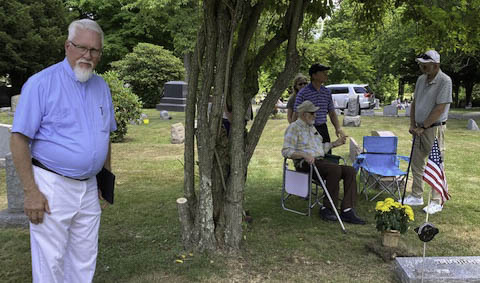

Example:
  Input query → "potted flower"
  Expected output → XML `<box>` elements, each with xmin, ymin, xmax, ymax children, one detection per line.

<box><xmin>375</xmin><ymin>198</ymin><xmax>414</xmax><ymax>248</ymax></box>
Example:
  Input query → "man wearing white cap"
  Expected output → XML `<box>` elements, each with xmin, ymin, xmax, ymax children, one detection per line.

<box><xmin>403</xmin><ymin>50</ymin><xmax>452</xmax><ymax>214</ymax></box>
<box><xmin>282</xmin><ymin>101</ymin><xmax>365</xmax><ymax>224</ymax></box>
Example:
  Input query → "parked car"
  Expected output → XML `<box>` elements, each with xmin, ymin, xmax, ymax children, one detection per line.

<box><xmin>325</xmin><ymin>83</ymin><xmax>375</xmax><ymax>114</ymax></box>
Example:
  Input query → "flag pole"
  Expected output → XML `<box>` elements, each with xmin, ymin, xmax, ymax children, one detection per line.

<box><xmin>401</xmin><ymin>135</ymin><xmax>416</xmax><ymax>205</ymax></box>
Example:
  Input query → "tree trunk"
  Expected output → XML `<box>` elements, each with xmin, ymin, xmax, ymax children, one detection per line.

<box><xmin>179</xmin><ymin>0</ymin><xmax>321</xmax><ymax>252</ymax></box>
<box><xmin>398</xmin><ymin>79</ymin><xmax>405</xmax><ymax>100</ymax></box>
<box><xmin>453</xmin><ymin>82</ymin><xmax>460</xmax><ymax>108</ymax></box>
<box><xmin>464</xmin><ymin>79</ymin><xmax>474</xmax><ymax>108</ymax></box>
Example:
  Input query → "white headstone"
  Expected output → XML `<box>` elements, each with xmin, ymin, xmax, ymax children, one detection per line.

<box><xmin>0</xmin><ymin>153</ymin><xmax>28</xmax><ymax>228</ymax></box>
<box><xmin>171</xmin><ymin>123</ymin><xmax>185</xmax><ymax>144</ymax></box>
<box><xmin>10</xmin><ymin>95</ymin><xmax>20</xmax><ymax>113</ymax></box>
<box><xmin>371</xmin><ymin>130</ymin><xmax>396</xmax><ymax>137</ymax></box>
<box><xmin>160</xmin><ymin>110</ymin><xmax>172</xmax><ymax>120</ymax></box>
<box><xmin>467</xmin><ymin>119</ymin><xmax>479</xmax><ymax>131</ymax></box>
<box><xmin>374</xmin><ymin>99</ymin><xmax>380</xmax><ymax>110</ymax></box>
<box><xmin>0</xmin><ymin>124</ymin><xmax>12</xmax><ymax>167</ymax></box>
<box><xmin>383</xmin><ymin>104</ymin><xmax>398</xmax><ymax>117</ymax></box>
<box><xmin>343</xmin><ymin>115</ymin><xmax>361</xmax><ymax>127</ymax></box>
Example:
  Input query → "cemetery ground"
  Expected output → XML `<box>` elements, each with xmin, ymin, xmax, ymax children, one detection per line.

<box><xmin>0</xmin><ymin>109</ymin><xmax>479</xmax><ymax>282</ymax></box>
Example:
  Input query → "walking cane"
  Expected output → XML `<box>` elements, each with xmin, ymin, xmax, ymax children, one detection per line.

<box><xmin>313</xmin><ymin>165</ymin><xmax>347</xmax><ymax>234</ymax></box>
<box><xmin>401</xmin><ymin>135</ymin><xmax>416</xmax><ymax>205</ymax></box>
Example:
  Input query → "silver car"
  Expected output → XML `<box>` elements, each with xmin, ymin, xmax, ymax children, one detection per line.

<box><xmin>326</xmin><ymin>84</ymin><xmax>375</xmax><ymax>113</ymax></box>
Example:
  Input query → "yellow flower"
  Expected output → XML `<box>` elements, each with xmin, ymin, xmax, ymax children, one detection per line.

<box><xmin>380</xmin><ymin>205</ymin><xmax>391</xmax><ymax>212</ymax></box>
<box><xmin>384</xmin><ymin>198</ymin><xmax>395</xmax><ymax>204</ymax></box>
<box><xmin>375</xmin><ymin>201</ymin><xmax>385</xmax><ymax>211</ymax></box>
<box><xmin>392</xmin><ymin>202</ymin><xmax>401</xmax><ymax>208</ymax></box>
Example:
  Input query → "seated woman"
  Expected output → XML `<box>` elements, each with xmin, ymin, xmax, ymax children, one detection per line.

<box><xmin>281</xmin><ymin>101</ymin><xmax>366</xmax><ymax>224</ymax></box>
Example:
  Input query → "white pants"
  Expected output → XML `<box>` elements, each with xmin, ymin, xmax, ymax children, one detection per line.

<box><xmin>30</xmin><ymin>166</ymin><xmax>101</xmax><ymax>283</ymax></box>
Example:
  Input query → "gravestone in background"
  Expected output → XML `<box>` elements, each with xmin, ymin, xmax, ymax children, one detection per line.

<box><xmin>0</xmin><ymin>124</ymin><xmax>12</xmax><ymax>167</ymax></box>
<box><xmin>10</xmin><ymin>95</ymin><xmax>20</xmax><ymax>113</ymax></box>
<box><xmin>171</xmin><ymin>123</ymin><xmax>185</xmax><ymax>144</ymax></box>
<box><xmin>156</xmin><ymin>81</ymin><xmax>187</xmax><ymax>112</ymax></box>
<box><xmin>345</xmin><ymin>97</ymin><xmax>359</xmax><ymax>116</ymax></box>
<box><xmin>374</xmin><ymin>99</ymin><xmax>380</xmax><ymax>110</ymax></box>
<box><xmin>395</xmin><ymin>256</ymin><xmax>480</xmax><ymax>283</ymax></box>
<box><xmin>405</xmin><ymin>105</ymin><xmax>411</xmax><ymax>117</ymax></box>
<box><xmin>343</xmin><ymin>115</ymin><xmax>361</xmax><ymax>127</ymax></box>
<box><xmin>383</xmin><ymin>104</ymin><xmax>398</xmax><ymax>117</ymax></box>
<box><xmin>361</xmin><ymin>109</ymin><xmax>375</xmax><ymax>116</ymax></box>
<box><xmin>0</xmin><ymin>153</ymin><xmax>29</xmax><ymax>228</ymax></box>
<box><xmin>371</xmin><ymin>130</ymin><xmax>396</xmax><ymax>137</ymax></box>
<box><xmin>467</xmin><ymin>119</ymin><xmax>479</xmax><ymax>131</ymax></box>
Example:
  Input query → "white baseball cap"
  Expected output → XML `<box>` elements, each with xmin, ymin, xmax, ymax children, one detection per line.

<box><xmin>415</xmin><ymin>50</ymin><xmax>440</xmax><ymax>63</ymax></box>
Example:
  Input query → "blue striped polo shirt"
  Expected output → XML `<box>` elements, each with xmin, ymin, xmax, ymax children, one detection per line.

<box><xmin>293</xmin><ymin>83</ymin><xmax>334</xmax><ymax>125</ymax></box>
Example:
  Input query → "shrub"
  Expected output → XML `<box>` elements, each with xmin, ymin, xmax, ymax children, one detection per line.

<box><xmin>111</xmin><ymin>43</ymin><xmax>185</xmax><ymax>108</ymax></box>
<box><xmin>101</xmin><ymin>71</ymin><xmax>143</xmax><ymax>142</ymax></box>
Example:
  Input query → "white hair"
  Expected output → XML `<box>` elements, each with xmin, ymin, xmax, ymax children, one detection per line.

<box><xmin>68</xmin><ymin>19</ymin><xmax>104</xmax><ymax>47</ymax></box>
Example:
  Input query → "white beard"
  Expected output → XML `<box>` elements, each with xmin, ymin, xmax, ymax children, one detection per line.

<box><xmin>73</xmin><ymin>60</ymin><xmax>94</xmax><ymax>82</ymax></box>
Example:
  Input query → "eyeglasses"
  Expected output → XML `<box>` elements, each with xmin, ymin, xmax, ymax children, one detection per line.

<box><xmin>297</xmin><ymin>82</ymin><xmax>308</xmax><ymax>86</ymax></box>
<box><xmin>416</xmin><ymin>53</ymin><xmax>432</xmax><ymax>60</ymax></box>
<box><xmin>308</xmin><ymin>112</ymin><xmax>316</xmax><ymax>115</ymax></box>
<box><xmin>69</xmin><ymin>41</ymin><xmax>102</xmax><ymax>57</ymax></box>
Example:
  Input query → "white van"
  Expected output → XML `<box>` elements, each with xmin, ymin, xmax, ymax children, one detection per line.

<box><xmin>326</xmin><ymin>84</ymin><xmax>375</xmax><ymax>113</ymax></box>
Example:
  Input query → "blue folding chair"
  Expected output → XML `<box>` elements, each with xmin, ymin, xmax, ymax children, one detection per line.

<box><xmin>353</xmin><ymin>136</ymin><xmax>409</xmax><ymax>201</ymax></box>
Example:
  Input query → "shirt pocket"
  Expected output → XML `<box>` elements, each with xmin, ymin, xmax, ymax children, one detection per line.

<box><xmin>95</xmin><ymin>104</ymin><xmax>110</xmax><ymax>133</ymax></box>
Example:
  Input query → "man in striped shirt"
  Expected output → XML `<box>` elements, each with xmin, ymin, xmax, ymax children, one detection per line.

<box><xmin>282</xmin><ymin>101</ymin><xmax>365</xmax><ymax>224</ymax></box>
<box><xmin>294</xmin><ymin>63</ymin><xmax>346</xmax><ymax>153</ymax></box>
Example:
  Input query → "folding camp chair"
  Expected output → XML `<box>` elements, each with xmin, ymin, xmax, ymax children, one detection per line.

<box><xmin>282</xmin><ymin>157</ymin><xmax>346</xmax><ymax>233</ymax></box>
<box><xmin>353</xmin><ymin>136</ymin><xmax>409</xmax><ymax>201</ymax></box>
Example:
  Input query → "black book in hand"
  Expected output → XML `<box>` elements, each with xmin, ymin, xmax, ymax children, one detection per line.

<box><xmin>96</xmin><ymin>167</ymin><xmax>115</xmax><ymax>204</ymax></box>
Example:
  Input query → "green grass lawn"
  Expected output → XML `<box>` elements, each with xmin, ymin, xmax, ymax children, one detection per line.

<box><xmin>1</xmin><ymin>109</ymin><xmax>479</xmax><ymax>282</ymax></box>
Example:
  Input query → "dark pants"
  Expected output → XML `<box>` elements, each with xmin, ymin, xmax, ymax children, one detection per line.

<box><xmin>296</xmin><ymin>159</ymin><xmax>357</xmax><ymax>211</ymax></box>
<box><xmin>314</xmin><ymin>123</ymin><xmax>331</xmax><ymax>154</ymax></box>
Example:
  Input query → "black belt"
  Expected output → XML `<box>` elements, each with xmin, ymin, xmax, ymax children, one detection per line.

<box><xmin>418</xmin><ymin>121</ymin><xmax>446</xmax><ymax>128</ymax></box>
<box><xmin>32</xmin><ymin>158</ymin><xmax>89</xmax><ymax>181</ymax></box>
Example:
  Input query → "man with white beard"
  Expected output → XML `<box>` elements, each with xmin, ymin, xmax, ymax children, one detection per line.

<box><xmin>10</xmin><ymin>19</ymin><xmax>116</xmax><ymax>283</ymax></box>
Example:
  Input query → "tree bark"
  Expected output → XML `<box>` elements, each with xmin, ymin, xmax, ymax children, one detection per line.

<box><xmin>180</xmin><ymin>0</ymin><xmax>323</xmax><ymax>252</ymax></box>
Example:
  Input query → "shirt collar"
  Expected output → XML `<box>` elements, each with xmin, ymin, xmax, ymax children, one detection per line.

<box><xmin>62</xmin><ymin>57</ymin><xmax>78</xmax><ymax>81</ymax></box>
<box><xmin>427</xmin><ymin>69</ymin><xmax>443</xmax><ymax>85</ymax></box>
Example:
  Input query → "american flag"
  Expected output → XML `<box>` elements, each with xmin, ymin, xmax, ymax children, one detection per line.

<box><xmin>423</xmin><ymin>138</ymin><xmax>450</xmax><ymax>204</ymax></box>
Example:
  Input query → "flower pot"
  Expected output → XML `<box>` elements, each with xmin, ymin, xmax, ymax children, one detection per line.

<box><xmin>382</xmin><ymin>230</ymin><xmax>401</xmax><ymax>248</ymax></box>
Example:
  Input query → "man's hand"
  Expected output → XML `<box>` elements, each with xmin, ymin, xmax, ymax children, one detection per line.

<box><xmin>303</xmin><ymin>154</ymin><xmax>315</xmax><ymax>165</ymax></box>
<box><xmin>98</xmin><ymin>189</ymin><xmax>109</xmax><ymax>209</ymax></box>
<box><xmin>336</xmin><ymin>128</ymin><xmax>347</xmax><ymax>139</ymax></box>
<box><xmin>409</xmin><ymin>125</ymin><xmax>416</xmax><ymax>135</ymax></box>
<box><xmin>410</xmin><ymin>126</ymin><xmax>424</xmax><ymax>136</ymax></box>
<box><xmin>24</xmin><ymin>186</ymin><xmax>50</xmax><ymax>224</ymax></box>
<box><xmin>333</xmin><ymin>135</ymin><xmax>347</xmax><ymax>147</ymax></box>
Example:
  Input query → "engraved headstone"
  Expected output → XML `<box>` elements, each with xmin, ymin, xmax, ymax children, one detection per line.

<box><xmin>467</xmin><ymin>119</ymin><xmax>479</xmax><ymax>131</ymax></box>
<box><xmin>395</xmin><ymin>256</ymin><xmax>480</xmax><ymax>283</ymax></box>
<box><xmin>0</xmin><ymin>124</ymin><xmax>12</xmax><ymax>167</ymax></box>
<box><xmin>383</xmin><ymin>104</ymin><xmax>398</xmax><ymax>117</ymax></box>
<box><xmin>346</xmin><ymin>97</ymin><xmax>359</xmax><ymax>116</ymax></box>
<box><xmin>160</xmin><ymin>110</ymin><xmax>172</xmax><ymax>120</ymax></box>
<box><xmin>343</xmin><ymin>115</ymin><xmax>361</xmax><ymax>127</ymax></box>
<box><xmin>349</xmin><ymin>137</ymin><xmax>362</xmax><ymax>164</ymax></box>
<box><xmin>0</xmin><ymin>153</ymin><xmax>29</xmax><ymax>228</ymax></box>
<box><xmin>10</xmin><ymin>95</ymin><xmax>20</xmax><ymax>113</ymax></box>
<box><xmin>361</xmin><ymin>109</ymin><xmax>375</xmax><ymax>116</ymax></box>
<box><xmin>171</xmin><ymin>123</ymin><xmax>185</xmax><ymax>144</ymax></box>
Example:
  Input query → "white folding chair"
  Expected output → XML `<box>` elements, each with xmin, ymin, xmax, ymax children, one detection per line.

<box><xmin>281</xmin><ymin>158</ymin><xmax>346</xmax><ymax>233</ymax></box>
